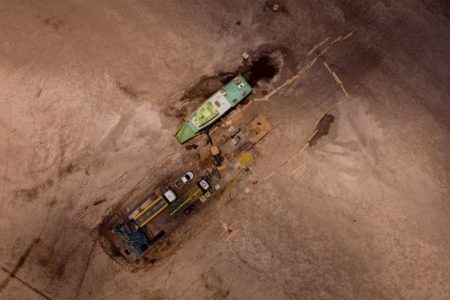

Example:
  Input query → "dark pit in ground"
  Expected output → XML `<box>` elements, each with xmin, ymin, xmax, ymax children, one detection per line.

<box><xmin>308</xmin><ymin>114</ymin><xmax>335</xmax><ymax>146</ymax></box>
<box><xmin>242</xmin><ymin>55</ymin><xmax>279</xmax><ymax>86</ymax></box>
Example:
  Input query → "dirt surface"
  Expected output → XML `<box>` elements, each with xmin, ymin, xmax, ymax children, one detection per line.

<box><xmin>0</xmin><ymin>0</ymin><xmax>449</xmax><ymax>299</ymax></box>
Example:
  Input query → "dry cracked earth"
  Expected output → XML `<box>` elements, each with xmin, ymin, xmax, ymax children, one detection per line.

<box><xmin>0</xmin><ymin>0</ymin><xmax>449</xmax><ymax>299</ymax></box>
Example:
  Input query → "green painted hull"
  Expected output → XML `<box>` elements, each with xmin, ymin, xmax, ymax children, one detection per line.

<box><xmin>176</xmin><ymin>75</ymin><xmax>252</xmax><ymax>143</ymax></box>
<box><xmin>176</xmin><ymin>120</ymin><xmax>200</xmax><ymax>144</ymax></box>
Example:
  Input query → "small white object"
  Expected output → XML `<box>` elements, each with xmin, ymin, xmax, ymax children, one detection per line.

<box><xmin>185</xmin><ymin>171</ymin><xmax>194</xmax><ymax>180</ymax></box>
<box><xmin>242</xmin><ymin>52</ymin><xmax>249</xmax><ymax>60</ymax></box>
<box><xmin>175</xmin><ymin>171</ymin><xmax>194</xmax><ymax>188</ymax></box>
<box><xmin>231</xmin><ymin>136</ymin><xmax>241</xmax><ymax>145</ymax></box>
<box><xmin>199</xmin><ymin>179</ymin><xmax>210</xmax><ymax>191</ymax></box>
<box><xmin>164</xmin><ymin>189</ymin><xmax>177</xmax><ymax>203</ymax></box>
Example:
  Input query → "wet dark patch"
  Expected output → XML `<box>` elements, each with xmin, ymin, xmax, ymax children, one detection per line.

<box><xmin>15</xmin><ymin>179</ymin><xmax>54</xmax><ymax>202</ymax></box>
<box><xmin>202</xmin><ymin>270</ymin><xmax>230</xmax><ymax>298</ymax></box>
<box><xmin>58</xmin><ymin>162</ymin><xmax>79</xmax><ymax>178</ymax></box>
<box><xmin>47</xmin><ymin>196</ymin><xmax>57</xmax><ymax>208</ymax></box>
<box><xmin>83</xmin><ymin>199</ymin><xmax>106</xmax><ymax>210</ymax></box>
<box><xmin>38</xmin><ymin>256</ymin><xmax>50</xmax><ymax>268</ymax></box>
<box><xmin>116</xmin><ymin>80</ymin><xmax>148</xmax><ymax>100</ymax></box>
<box><xmin>37</xmin><ymin>241</ymin><xmax>74</xmax><ymax>282</ymax></box>
<box><xmin>44</xmin><ymin>16</ymin><xmax>64</xmax><ymax>30</ymax></box>
<box><xmin>93</xmin><ymin>198</ymin><xmax>106</xmax><ymax>206</ymax></box>
<box><xmin>242</xmin><ymin>55</ymin><xmax>279</xmax><ymax>86</ymax></box>
<box><xmin>36</xmin><ymin>87</ymin><xmax>43</xmax><ymax>98</ymax></box>
<box><xmin>143</xmin><ymin>256</ymin><xmax>157</xmax><ymax>264</ymax></box>
<box><xmin>308</xmin><ymin>114</ymin><xmax>335</xmax><ymax>146</ymax></box>
<box><xmin>330</xmin><ymin>42</ymin><xmax>382</xmax><ymax>86</ymax></box>
<box><xmin>56</xmin><ymin>261</ymin><xmax>67</xmax><ymax>279</ymax></box>
<box><xmin>185</xmin><ymin>144</ymin><xmax>198</xmax><ymax>150</ymax></box>
<box><xmin>423</xmin><ymin>0</ymin><xmax>450</xmax><ymax>19</ymax></box>
<box><xmin>333</xmin><ymin>0</ymin><xmax>380</xmax><ymax>25</ymax></box>
<box><xmin>117</xmin><ymin>81</ymin><xmax>138</xmax><ymax>98</ymax></box>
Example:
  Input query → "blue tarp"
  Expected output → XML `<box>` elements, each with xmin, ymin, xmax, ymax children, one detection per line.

<box><xmin>115</xmin><ymin>222</ymin><xmax>150</xmax><ymax>255</ymax></box>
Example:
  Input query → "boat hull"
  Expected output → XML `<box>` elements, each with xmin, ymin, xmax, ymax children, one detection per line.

<box><xmin>176</xmin><ymin>75</ymin><xmax>252</xmax><ymax>143</ymax></box>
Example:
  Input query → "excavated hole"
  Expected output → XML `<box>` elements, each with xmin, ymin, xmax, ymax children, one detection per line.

<box><xmin>242</xmin><ymin>54</ymin><xmax>279</xmax><ymax>86</ymax></box>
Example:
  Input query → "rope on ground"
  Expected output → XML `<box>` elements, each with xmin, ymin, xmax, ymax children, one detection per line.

<box><xmin>307</xmin><ymin>36</ymin><xmax>330</xmax><ymax>56</ymax></box>
<box><xmin>291</xmin><ymin>163</ymin><xmax>307</xmax><ymax>176</ymax></box>
<box><xmin>258</xmin><ymin>143</ymin><xmax>309</xmax><ymax>183</ymax></box>
<box><xmin>322</xmin><ymin>61</ymin><xmax>349</xmax><ymax>98</ymax></box>
<box><xmin>324</xmin><ymin>97</ymin><xmax>351</xmax><ymax>115</ymax></box>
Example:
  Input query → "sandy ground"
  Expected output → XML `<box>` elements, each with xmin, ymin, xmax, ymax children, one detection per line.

<box><xmin>0</xmin><ymin>0</ymin><xmax>449</xmax><ymax>299</ymax></box>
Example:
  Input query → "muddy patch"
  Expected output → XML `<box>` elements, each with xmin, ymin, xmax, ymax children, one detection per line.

<box><xmin>423</xmin><ymin>0</ymin><xmax>450</xmax><ymax>19</ymax></box>
<box><xmin>202</xmin><ymin>269</ymin><xmax>230</xmax><ymax>299</ymax></box>
<box><xmin>83</xmin><ymin>198</ymin><xmax>107</xmax><ymax>211</ymax></box>
<box><xmin>178</xmin><ymin>72</ymin><xmax>237</xmax><ymax>104</ymax></box>
<box><xmin>43</xmin><ymin>16</ymin><xmax>64</xmax><ymax>30</ymax></box>
<box><xmin>58</xmin><ymin>162</ymin><xmax>79</xmax><ymax>178</ymax></box>
<box><xmin>308</xmin><ymin>114</ymin><xmax>335</xmax><ymax>146</ymax></box>
<box><xmin>92</xmin><ymin>198</ymin><xmax>106</xmax><ymax>206</ymax></box>
<box><xmin>15</xmin><ymin>179</ymin><xmax>54</xmax><ymax>202</ymax></box>
<box><xmin>331</xmin><ymin>41</ymin><xmax>383</xmax><ymax>87</ymax></box>
<box><xmin>46</xmin><ymin>196</ymin><xmax>57</xmax><ymax>208</ymax></box>
<box><xmin>242</xmin><ymin>54</ymin><xmax>280</xmax><ymax>86</ymax></box>
<box><xmin>333</xmin><ymin>0</ymin><xmax>381</xmax><ymax>25</ymax></box>
<box><xmin>116</xmin><ymin>80</ymin><xmax>148</xmax><ymax>101</ymax></box>
<box><xmin>38</xmin><ymin>250</ymin><xmax>69</xmax><ymax>280</ymax></box>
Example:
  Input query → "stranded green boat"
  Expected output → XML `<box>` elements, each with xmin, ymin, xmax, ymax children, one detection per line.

<box><xmin>176</xmin><ymin>75</ymin><xmax>252</xmax><ymax>143</ymax></box>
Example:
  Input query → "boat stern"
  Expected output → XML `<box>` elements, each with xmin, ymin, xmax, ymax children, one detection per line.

<box><xmin>224</xmin><ymin>75</ymin><xmax>252</xmax><ymax>105</ymax></box>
